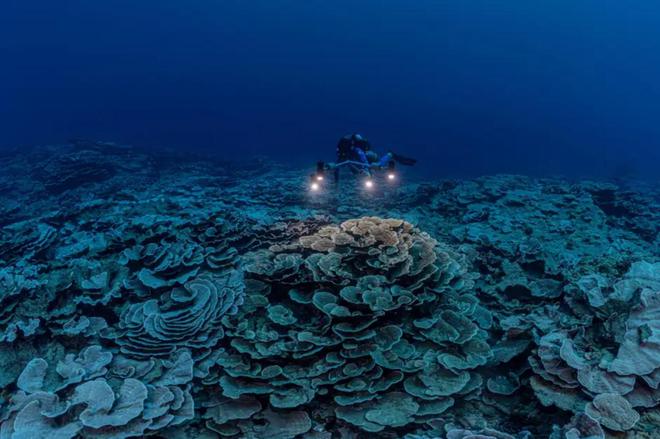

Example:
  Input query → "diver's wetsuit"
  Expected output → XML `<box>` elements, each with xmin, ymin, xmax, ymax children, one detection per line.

<box><xmin>334</xmin><ymin>134</ymin><xmax>373</xmax><ymax>182</ymax></box>
<box><xmin>336</xmin><ymin>134</ymin><xmax>372</xmax><ymax>165</ymax></box>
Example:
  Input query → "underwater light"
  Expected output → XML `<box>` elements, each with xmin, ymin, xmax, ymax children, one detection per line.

<box><xmin>387</xmin><ymin>173</ymin><xmax>396</xmax><ymax>181</ymax></box>
<box><xmin>316</xmin><ymin>175</ymin><xmax>324</xmax><ymax>181</ymax></box>
<box><xmin>310</xmin><ymin>182</ymin><xmax>320</xmax><ymax>191</ymax></box>
<box><xmin>364</xmin><ymin>179</ymin><xmax>374</xmax><ymax>189</ymax></box>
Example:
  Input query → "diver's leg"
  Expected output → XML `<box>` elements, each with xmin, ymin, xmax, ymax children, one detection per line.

<box><xmin>392</xmin><ymin>152</ymin><xmax>417</xmax><ymax>166</ymax></box>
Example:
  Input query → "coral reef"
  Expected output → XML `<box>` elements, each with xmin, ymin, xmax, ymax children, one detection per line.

<box><xmin>0</xmin><ymin>142</ymin><xmax>658</xmax><ymax>438</ymax></box>
<box><xmin>207</xmin><ymin>217</ymin><xmax>486</xmax><ymax>436</ymax></box>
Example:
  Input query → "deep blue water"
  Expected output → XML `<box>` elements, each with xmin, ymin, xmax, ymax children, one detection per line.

<box><xmin>2</xmin><ymin>0</ymin><xmax>660</xmax><ymax>180</ymax></box>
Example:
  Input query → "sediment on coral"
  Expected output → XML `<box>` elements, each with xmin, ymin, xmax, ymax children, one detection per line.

<box><xmin>0</xmin><ymin>144</ymin><xmax>658</xmax><ymax>438</ymax></box>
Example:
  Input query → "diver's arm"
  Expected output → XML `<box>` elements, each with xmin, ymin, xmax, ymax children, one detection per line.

<box><xmin>355</xmin><ymin>148</ymin><xmax>370</xmax><ymax>167</ymax></box>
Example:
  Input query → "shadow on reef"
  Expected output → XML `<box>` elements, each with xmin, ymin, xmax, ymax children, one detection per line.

<box><xmin>0</xmin><ymin>141</ymin><xmax>659</xmax><ymax>438</ymax></box>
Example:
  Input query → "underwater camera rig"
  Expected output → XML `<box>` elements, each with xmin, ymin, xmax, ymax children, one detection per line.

<box><xmin>309</xmin><ymin>159</ymin><xmax>397</xmax><ymax>192</ymax></box>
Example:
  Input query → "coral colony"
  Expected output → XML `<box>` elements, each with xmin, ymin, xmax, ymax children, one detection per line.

<box><xmin>0</xmin><ymin>141</ymin><xmax>659</xmax><ymax>438</ymax></box>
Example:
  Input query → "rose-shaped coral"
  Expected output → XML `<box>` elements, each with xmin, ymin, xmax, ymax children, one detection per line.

<box><xmin>298</xmin><ymin>217</ymin><xmax>441</xmax><ymax>289</ymax></box>
<box><xmin>113</xmin><ymin>271</ymin><xmax>244</xmax><ymax>358</ymax></box>
<box><xmin>121</xmin><ymin>241</ymin><xmax>206</xmax><ymax>289</ymax></box>
<box><xmin>206</xmin><ymin>217</ymin><xmax>490</xmax><ymax>436</ymax></box>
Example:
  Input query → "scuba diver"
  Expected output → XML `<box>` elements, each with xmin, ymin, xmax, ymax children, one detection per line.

<box><xmin>309</xmin><ymin>133</ymin><xmax>417</xmax><ymax>191</ymax></box>
<box><xmin>331</xmin><ymin>133</ymin><xmax>417</xmax><ymax>183</ymax></box>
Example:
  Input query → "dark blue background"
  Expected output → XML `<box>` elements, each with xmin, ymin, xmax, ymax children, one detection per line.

<box><xmin>2</xmin><ymin>1</ymin><xmax>659</xmax><ymax>179</ymax></box>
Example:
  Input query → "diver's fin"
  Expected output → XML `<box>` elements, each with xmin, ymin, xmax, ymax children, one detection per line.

<box><xmin>391</xmin><ymin>153</ymin><xmax>417</xmax><ymax>166</ymax></box>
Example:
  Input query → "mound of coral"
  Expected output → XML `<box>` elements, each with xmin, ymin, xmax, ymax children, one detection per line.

<box><xmin>0</xmin><ymin>142</ymin><xmax>659</xmax><ymax>438</ymax></box>
<box><xmin>209</xmin><ymin>217</ymin><xmax>485</xmax><ymax>436</ymax></box>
